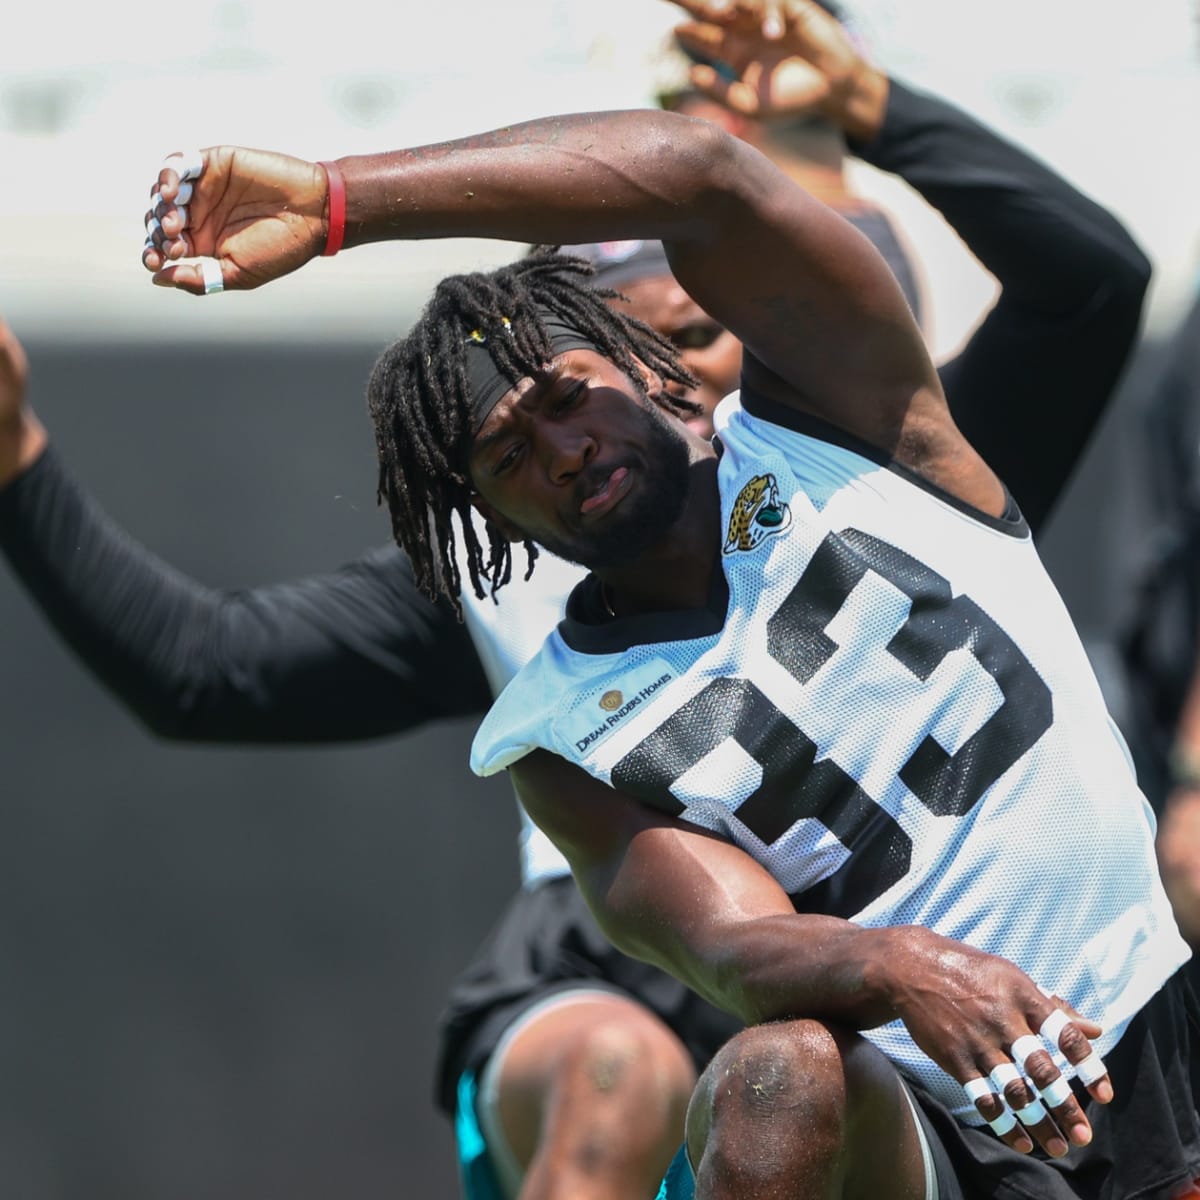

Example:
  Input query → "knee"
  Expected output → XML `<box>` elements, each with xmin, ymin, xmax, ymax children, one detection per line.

<box><xmin>560</xmin><ymin>1011</ymin><xmax>696</xmax><ymax>1121</ymax></box>
<box><xmin>686</xmin><ymin>1020</ymin><xmax>856</xmax><ymax>1172</ymax></box>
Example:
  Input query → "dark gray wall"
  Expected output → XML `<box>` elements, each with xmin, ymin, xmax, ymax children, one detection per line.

<box><xmin>0</xmin><ymin>340</ymin><xmax>519</xmax><ymax>1199</ymax></box>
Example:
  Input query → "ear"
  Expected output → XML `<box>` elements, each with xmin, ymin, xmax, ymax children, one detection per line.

<box><xmin>631</xmin><ymin>355</ymin><xmax>665</xmax><ymax>402</ymax></box>
<box><xmin>470</xmin><ymin>493</ymin><xmax>525</xmax><ymax>544</ymax></box>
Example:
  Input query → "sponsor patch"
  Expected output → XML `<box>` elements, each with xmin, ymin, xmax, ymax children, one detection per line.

<box><xmin>558</xmin><ymin>659</ymin><xmax>676</xmax><ymax>756</ymax></box>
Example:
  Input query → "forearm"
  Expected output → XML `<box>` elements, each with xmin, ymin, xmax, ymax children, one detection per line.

<box><xmin>335</xmin><ymin>109</ymin><xmax>737</xmax><ymax>250</ymax></box>
<box><xmin>854</xmin><ymin>79</ymin><xmax>1150</xmax><ymax>312</ymax></box>
<box><xmin>574</xmin><ymin>812</ymin><xmax>912</xmax><ymax>1028</ymax></box>
<box><xmin>861</xmin><ymin>79</ymin><xmax>1150</xmax><ymax>529</ymax></box>
<box><xmin>660</xmin><ymin>909</ymin><xmax>905</xmax><ymax>1028</ymax></box>
<box><xmin>0</xmin><ymin>448</ymin><xmax>489</xmax><ymax>741</ymax></box>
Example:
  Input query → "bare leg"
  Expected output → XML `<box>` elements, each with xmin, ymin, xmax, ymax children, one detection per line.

<box><xmin>482</xmin><ymin>990</ymin><xmax>698</xmax><ymax>1200</ymax></box>
<box><xmin>685</xmin><ymin>1019</ymin><xmax>931</xmax><ymax>1200</ymax></box>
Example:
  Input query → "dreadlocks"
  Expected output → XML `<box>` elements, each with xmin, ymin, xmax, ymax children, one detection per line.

<box><xmin>367</xmin><ymin>246</ymin><xmax>700</xmax><ymax>619</ymax></box>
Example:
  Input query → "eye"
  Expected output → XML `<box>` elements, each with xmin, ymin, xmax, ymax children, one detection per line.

<box><xmin>553</xmin><ymin>379</ymin><xmax>587</xmax><ymax>413</ymax></box>
<box><xmin>493</xmin><ymin>442</ymin><xmax>523</xmax><ymax>477</ymax></box>
<box><xmin>670</xmin><ymin>322</ymin><xmax>724</xmax><ymax>351</ymax></box>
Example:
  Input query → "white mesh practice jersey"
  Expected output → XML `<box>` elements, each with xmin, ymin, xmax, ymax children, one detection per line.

<box><xmin>471</xmin><ymin>390</ymin><xmax>1190</xmax><ymax>1123</ymax></box>
<box><xmin>459</xmin><ymin>531</ymin><xmax>584</xmax><ymax>888</ymax></box>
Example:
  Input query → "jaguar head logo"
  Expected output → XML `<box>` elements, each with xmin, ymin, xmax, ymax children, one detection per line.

<box><xmin>724</xmin><ymin>473</ymin><xmax>792</xmax><ymax>554</ymax></box>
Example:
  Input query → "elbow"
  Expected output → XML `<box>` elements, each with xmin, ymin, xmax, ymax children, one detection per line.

<box><xmin>1111</xmin><ymin>237</ymin><xmax>1153</xmax><ymax>314</ymax></box>
<box><xmin>648</xmin><ymin>112</ymin><xmax>747</xmax><ymax>227</ymax></box>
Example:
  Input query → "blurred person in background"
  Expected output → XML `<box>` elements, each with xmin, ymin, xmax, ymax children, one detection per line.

<box><xmin>1117</xmin><ymin>273</ymin><xmax>1200</xmax><ymax>947</ymax></box>
<box><xmin>2</xmin><ymin>2</ymin><xmax>1148</xmax><ymax>1198</ymax></box>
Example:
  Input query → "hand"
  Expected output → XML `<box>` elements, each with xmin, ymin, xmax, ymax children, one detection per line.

<box><xmin>881</xmin><ymin>926</ymin><xmax>1111</xmax><ymax>1159</ymax></box>
<box><xmin>1157</xmin><ymin>785</ymin><xmax>1200</xmax><ymax>944</ymax></box>
<box><xmin>667</xmin><ymin>0</ymin><xmax>887</xmax><ymax>142</ymax></box>
<box><xmin>141</xmin><ymin>148</ymin><xmax>330</xmax><ymax>295</ymax></box>
<box><xmin>0</xmin><ymin>318</ymin><xmax>46</xmax><ymax>487</ymax></box>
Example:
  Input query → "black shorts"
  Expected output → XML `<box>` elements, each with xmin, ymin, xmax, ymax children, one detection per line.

<box><xmin>908</xmin><ymin>968</ymin><xmax>1200</xmax><ymax>1200</ymax></box>
<box><xmin>433</xmin><ymin>874</ymin><xmax>744</xmax><ymax>1115</ymax></box>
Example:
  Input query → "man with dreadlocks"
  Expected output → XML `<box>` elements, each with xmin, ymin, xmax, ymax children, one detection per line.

<box><xmin>368</xmin><ymin>246</ymin><xmax>703</xmax><ymax>615</ymax></box>
<box><xmin>14</xmin><ymin>2</ymin><xmax>1180</xmax><ymax>1200</ymax></box>
<box><xmin>130</xmin><ymin>0</ymin><xmax>1199</xmax><ymax>1192</ymax></box>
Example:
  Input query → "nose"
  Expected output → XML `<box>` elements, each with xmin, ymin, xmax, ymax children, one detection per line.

<box><xmin>543</xmin><ymin>425</ymin><xmax>597</xmax><ymax>484</ymax></box>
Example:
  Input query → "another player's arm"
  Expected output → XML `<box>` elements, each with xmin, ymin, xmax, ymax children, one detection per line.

<box><xmin>671</xmin><ymin>0</ymin><xmax>1148</xmax><ymax>530</ymax></box>
<box><xmin>0</xmin><ymin>319</ymin><xmax>489</xmax><ymax>742</ymax></box>
<box><xmin>510</xmin><ymin>747</ymin><xmax>1106</xmax><ymax>1158</ymax></box>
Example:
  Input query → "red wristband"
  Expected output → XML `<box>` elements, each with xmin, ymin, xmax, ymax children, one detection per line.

<box><xmin>319</xmin><ymin>160</ymin><xmax>346</xmax><ymax>257</ymax></box>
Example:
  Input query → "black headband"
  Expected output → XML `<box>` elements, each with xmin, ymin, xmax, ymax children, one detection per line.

<box><xmin>559</xmin><ymin>239</ymin><xmax>672</xmax><ymax>290</ymax></box>
<box><xmin>464</xmin><ymin>311</ymin><xmax>601</xmax><ymax>429</ymax></box>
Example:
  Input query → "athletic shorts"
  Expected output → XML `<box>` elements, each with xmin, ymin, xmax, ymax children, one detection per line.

<box><xmin>657</xmin><ymin>970</ymin><xmax>1200</xmax><ymax>1200</ymax></box>
<box><xmin>433</xmin><ymin>874</ymin><xmax>744</xmax><ymax>1116</ymax></box>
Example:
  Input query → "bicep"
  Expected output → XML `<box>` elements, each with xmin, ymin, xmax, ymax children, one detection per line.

<box><xmin>663</xmin><ymin>141</ymin><xmax>937</xmax><ymax>430</ymax></box>
<box><xmin>511</xmin><ymin>749</ymin><xmax>797</xmax><ymax>997</ymax></box>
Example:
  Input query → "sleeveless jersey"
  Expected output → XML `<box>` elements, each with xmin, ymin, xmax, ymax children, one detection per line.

<box><xmin>471</xmin><ymin>390</ymin><xmax>1190</xmax><ymax>1123</ymax></box>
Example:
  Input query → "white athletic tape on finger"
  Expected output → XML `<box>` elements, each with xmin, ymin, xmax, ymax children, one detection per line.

<box><xmin>174</xmin><ymin>181</ymin><xmax>193</xmax><ymax>205</ymax></box>
<box><xmin>963</xmin><ymin>1078</ymin><xmax>995</xmax><ymax>1106</ymax></box>
<box><xmin>161</xmin><ymin>151</ymin><xmax>205</xmax><ymax>181</ymax></box>
<box><xmin>174</xmin><ymin>205</ymin><xmax>188</xmax><ymax>230</ymax></box>
<box><xmin>1013</xmin><ymin>1098</ymin><xmax>1047</xmax><ymax>1126</ymax></box>
<box><xmin>201</xmin><ymin>258</ymin><xmax>224</xmax><ymax>295</ymax></box>
<box><xmin>988</xmin><ymin>1108</ymin><xmax>1017</xmax><ymax>1137</ymax></box>
<box><xmin>1039</xmin><ymin>1075</ymin><xmax>1073</xmax><ymax>1107</ymax></box>
<box><xmin>989</xmin><ymin>1063</ymin><xmax>1023</xmax><ymax>1096</ymax></box>
<box><xmin>1010</xmin><ymin>1035</ymin><xmax>1044</xmax><ymax>1075</ymax></box>
<box><xmin>1074</xmin><ymin>1052</ymin><xmax>1107</xmax><ymax>1086</ymax></box>
<box><xmin>150</xmin><ymin>191</ymin><xmax>162</xmax><ymax>211</ymax></box>
<box><xmin>146</xmin><ymin>216</ymin><xmax>161</xmax><ymax>239</ymax></box>
<box><xmin>1039</xmin><ymin>1009</ymin><xmax>1072</xmax><ymax>1049</ymax></box>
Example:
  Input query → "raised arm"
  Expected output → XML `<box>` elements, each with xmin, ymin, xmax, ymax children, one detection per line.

<box><xmin>144</xmin><ymin>108</ymin><xmax>943</xmax><ymax>461</ymax></box>
<box><xmin>0</xmin><ymin>321</ymin><xmax>490</xmax><ymax>744</ymax></box>
<box><xmin>863</xmin><ymin>81</ymin><xmax>1150</xmax><ymax>530</ymax></box>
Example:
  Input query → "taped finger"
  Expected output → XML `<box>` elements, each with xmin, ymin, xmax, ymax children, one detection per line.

<box><xmin>201</xmin><ymin>257</ymin><xmax>224</xmax><ymax>295</ymax></box>
<box><xmin>1038</xmin><ymin>1075</ymin><xmax>1074</xmax><ymax>1107</ymax></box>
<box><xmin>1039</xmin><ymin>1009</ymin><xmax>1072</xmax><ymax>1049</ymax></box>
<box><xmin>1074</xmin><ymin>1051</ymin><xmax>1108</xmax><ymax>1086</ymax></box>
<box><xmin>161</xmin><ymin>150</ymin><xmax>205</xmax><ymax>182</ymax></box>
<box><xmin>1011</xmin><ymin>1034</ymin><xmax>1045</xmax><ymax>1076</ymax></box>
<box><xmin>1013</xmin><ymin>1098</ymin><xmax>1047</xmax><ymax>1127</ymax></box>
<box><xmin>988</xmin><ymin>1108</ymin><xmax>1017</xmax><ymax>1136</ymax></box>
<box><xmin>989</xmin><ymin>1062</ymin><xmax>1024</xmax><ymax>1097</ymax></box>
<box><xmin>963</xmin><ymin>1078</ymin><xmax>995</xmax><ymax>1107</ymax></box>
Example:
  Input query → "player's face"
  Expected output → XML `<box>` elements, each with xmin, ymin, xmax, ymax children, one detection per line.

<box><xmin>468</xmin><ymin>348</ymin><xmax>697</xmax><ymax>569</ymax></box>
<box><xmin>611</xmin><ymin>276</ymin><xmax>742</xmax><ymax>439</ymax></box>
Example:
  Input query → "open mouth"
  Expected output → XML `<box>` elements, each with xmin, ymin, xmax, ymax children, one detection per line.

<box><xmin>580</xmin><ymin>466</ymin><xmax>631</xmax><ymax>518</ymax></box>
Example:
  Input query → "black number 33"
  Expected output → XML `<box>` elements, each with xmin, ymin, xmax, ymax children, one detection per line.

<box><xmin>611</xmin><ymin>529</ymin><xmax>1053</xmax><ymax>915</ymax></box>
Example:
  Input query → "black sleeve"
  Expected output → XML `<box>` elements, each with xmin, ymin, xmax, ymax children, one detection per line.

<box><xmin>0</xmin><ymin>445</ymin><xmax>492</xmax><ymax>743</ymax></box>
<box><xmin>851</xmin><ymin>79</ymin><xmax>1152</xmax><ymax>533</ymax></box>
